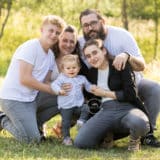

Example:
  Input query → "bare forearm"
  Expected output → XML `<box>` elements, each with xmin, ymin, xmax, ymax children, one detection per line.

<box><xmin>103</xmin><ymin>90</ymin><xmax>116</xmax><ymax>99</ymax></box>
<box><xmin>91</xmin><ymin>87</ymin><xmax>116</xmax><ymax>99</ymax></box>
<box><xmin>19</xmin><ymin>61</ymin><xmax>55</xmax><ymax>94</ymax></box>
<box><xmin>113</xmin><ymin>53</ymin><xmax>146</xmax><ymax>71</ymax></box>
<box><xmin>20</xmin><ymin>77</ymin><xmax>55</xmax><ymax>94</ymax></box>
<box><xmin>129</xmin><ymin>55</ymin><xmax>146</xmax><ymax>71</ymax></box>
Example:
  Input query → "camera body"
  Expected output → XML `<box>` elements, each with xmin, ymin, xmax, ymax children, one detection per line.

<box><xmin>87</xmin><ymin>98</ymin><xmax>102</xmax><ymax>114</ymax></box>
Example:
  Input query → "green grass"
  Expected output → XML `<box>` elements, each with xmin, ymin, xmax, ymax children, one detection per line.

<box><xmin>1</xmin><ymin>1</ymin><xmax>160</xmax><ymax>159</ymax></box>
<box><xmin>0</xmin><ymin>70</ymin><xmax>160</xmax><ymax>160</ymax></box>
<box><xmin>0</xmin><ymin>56</ymin><xmax>159</xmax><ymax>160</ymax></box>
<box><xmin>0</xmin><ymin>115</ymin><xmax>160</xmax><ymax>160</ymax></box>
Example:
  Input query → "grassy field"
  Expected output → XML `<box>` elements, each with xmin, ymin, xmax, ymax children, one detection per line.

<box><xmin>0</xmin><ymin>115</ymin><xmax>160</xmax><ymax>160</ymax></box>
<box><xmin>1</xmin><ymin>1</ymin><xmax>160</xmax><ymax>159</ymax></box>
<box><xmin>0</xmin><ymin>62</ymin><xmax>160</xmax><ymax>160</ymax></box>
<box><xmin>0</xmin><ymin>114</ymin><xmax>160</xmax><ymax>160</ymax></box>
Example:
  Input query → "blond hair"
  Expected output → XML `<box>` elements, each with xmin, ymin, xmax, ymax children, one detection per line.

<box><xmin>41</xmin><ymin>15</ymin><xmax>66</xmax><ymax>30</ymax></box>
<box><xmin>61</xmin><ymin>54</ymin><xmax>80</xmax><ymax>68</ymax></box>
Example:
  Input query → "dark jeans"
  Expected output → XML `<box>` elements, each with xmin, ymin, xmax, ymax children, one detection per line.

<box><xmin>60</xmin><ymin>105</ymin><xmax>89</xmax><ymax>138</ymax></box>
<box><xmin>36</xmin><ymin>92</ymin><xmax>59</xmax><ymax>128</ymax></box>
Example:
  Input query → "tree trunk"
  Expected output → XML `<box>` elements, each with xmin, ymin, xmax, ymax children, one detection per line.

<box><xmin>59</xmin><ymin>0</ymin><xmax>64</xmax><ymax>18</ymax></box>
<box><xmin>94</xmin><ymin>0</ymin><xmax>100</xmax><ymax>9</ymax></box>
<box><xmin>153</xmin><ymin>0</ymin><xmax>158</xmax><ymax>59</ymax></box>
<box><xmin>0</xmin><ymin>0</ymin><xmax>12</xmax><ymax>39</ymax></box>
<box><xmin>121</xmin><ymin>0</ymin><xmax>129</xmax><ymax>30</ymax></box>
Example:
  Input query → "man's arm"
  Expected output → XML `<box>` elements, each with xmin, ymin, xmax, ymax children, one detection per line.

<box><xmin>112</xmin><ymin>52</ymin><xmax>145</xmax><ymax>71</ymax></box>
<box><xmin>19</xmin><ymin>60</ymin><xmax>55</xmax><ymax>95</ymax></box>
<box><xmin>129</xmin><ymin>54</ymin><xmax>145</xmax><ymax>71</ymax></box>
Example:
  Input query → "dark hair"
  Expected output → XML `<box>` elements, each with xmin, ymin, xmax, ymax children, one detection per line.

<box><xmin>83</xmin><ymin>38</ymin><xmax>111</xmax><ymax>61</ymax></box>
<box><xmin>79</xmin><ymin>9</ymin><xmax>104</xmax><ymax>24</ymax></box>
<box><xmin>83</xmin><ymin>38</ymin><xmax>103</xmax><ymax>52</ymax></box>
<box><xmin>51</xmin><ymin>25</ymin><xmax>80</xmax><ymax>58</ymax></box>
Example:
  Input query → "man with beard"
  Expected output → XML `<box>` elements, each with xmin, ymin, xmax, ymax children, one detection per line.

<box><xmin>78</xmin><ymin>8</ymin><xmax>160</xmax><ymax>147</ymax></box>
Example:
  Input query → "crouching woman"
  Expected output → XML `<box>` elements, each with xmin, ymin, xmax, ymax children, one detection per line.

<box><xmin>74</xmin><ymin>39</ymin><xmax>150</xmax><ymax>151</ymax></box>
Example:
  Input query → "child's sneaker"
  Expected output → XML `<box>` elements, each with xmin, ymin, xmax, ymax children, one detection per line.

<box><xmin>62</xmin><ymin>137</ymin><xmax>73</xmax><ymax>146</ymax></box>
<box><xmin>128</xmin><ymin>136</ymin><xmax>140</xmax><ymax>151</ymax></box>
<box><xmin>76</xmin><ymin>120</ymin><xmax>84</xmax><ymax>130</ymax></box>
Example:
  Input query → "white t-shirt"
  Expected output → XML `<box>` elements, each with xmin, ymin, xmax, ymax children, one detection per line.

<box><xmin>78</xmin><ymin>25</ymin><xmax>143</xmax><ymax>85</ymax></box>
<box><xmin>97</xmin><ymin>68</ymin><xmax>113</xmax><ymax>102</ymax></box>
<box><xmin>0</xmin><ymin>39</ymin><xmax>55</xmax><ymax>102</ymax></box>
<box><xmin>51</xmin><ymin>62</ymin><xmax>59</xmax><ymax>81</ymax></box>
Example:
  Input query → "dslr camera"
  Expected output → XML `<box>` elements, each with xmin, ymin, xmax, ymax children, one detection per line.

<box><xmin>87</xmin><ymin>98</ymin><xmax>102</xmax><ymax>115</ymax></box>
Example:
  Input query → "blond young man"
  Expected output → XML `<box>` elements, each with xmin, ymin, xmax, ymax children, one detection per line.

<box><xmin>0</xmin><ymin>15</ymin><xmax>66</xmax><ymax>143</ymax></box>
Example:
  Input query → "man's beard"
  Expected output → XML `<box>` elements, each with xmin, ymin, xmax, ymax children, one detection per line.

<box><xmin>83</xmin><ymin>26</ymin><xmax>106</xmax><ymax>41</ymax></box>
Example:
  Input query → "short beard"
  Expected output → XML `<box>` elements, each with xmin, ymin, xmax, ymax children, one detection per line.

<box><xmin>83</xmin><ymin>25</ymin><xmax>106</xmax><ymax>41</ymax></box>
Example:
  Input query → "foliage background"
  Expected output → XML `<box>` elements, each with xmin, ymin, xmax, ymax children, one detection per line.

<box><xmin>0</xmin><ymin>0</ymin><xmax>160</xmax><ymax>76</ymax></box>
<box><xmin>0</xmin><ymin>1</ymin><xmax>160</xmax><ymax>160</ymax></box>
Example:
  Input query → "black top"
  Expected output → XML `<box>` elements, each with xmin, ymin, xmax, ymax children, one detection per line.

<box><xmin>79</xmin><ymin>59</ymin><xmax>152</xmax><ymax>132</ymax></box>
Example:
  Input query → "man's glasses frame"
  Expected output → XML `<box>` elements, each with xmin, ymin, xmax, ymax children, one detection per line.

<box><xmin>82</xmin><ymin>20</ymin><xmax>99</xmax><ymax>29</ymax></box>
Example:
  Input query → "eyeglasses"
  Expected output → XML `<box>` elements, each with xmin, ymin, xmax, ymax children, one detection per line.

<box><xmin>82</xmin><ymin>20</ymin><xmax>99</xmax><ymax>29</ymax></box>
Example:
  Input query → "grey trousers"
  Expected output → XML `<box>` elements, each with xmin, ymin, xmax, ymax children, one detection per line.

<box><xmin>0</xmin><ymin>92</ymin><xmax>58</xmax><ymax>143</ymax></box>
<box><xmin>138</xmin><ymin>78</ymin><xmax>160</xmax><ymax>129</ymax></box>
<box><xmin>74</xmin><ymin>100</ymin><xmax>150</xmax><ymax>148</ymax></box>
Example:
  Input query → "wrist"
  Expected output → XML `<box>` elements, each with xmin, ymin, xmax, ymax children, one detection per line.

<box><xmin>59</xmin><ymin>90</ymin><xmax>63</xmax><ymax>95</ymax></box>
<box><xmin>125</xmin><ymin>52</ymin><xmax>130</xmax><ymax>61</ymax></box>
<box><xmin>103</xmin><ymin>90</ymin><xmax>106</xmax><ymax>97</ymax></box>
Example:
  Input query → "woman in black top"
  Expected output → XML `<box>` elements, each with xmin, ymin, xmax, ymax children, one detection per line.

<box><xmin>74</xmin><ymin>39</ymin><xmax>150</xmax><ymax>151</ymax></box>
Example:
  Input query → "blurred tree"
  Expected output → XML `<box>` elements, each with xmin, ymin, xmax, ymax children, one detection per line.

<box><xmin>127</xmin><ymin>0</ymin><xmax>160</xmax><ymax>60</ymax></box>
<box><xmin>128</xmin><ymin>0</ymin><xmax>153</xmax><ymax>19</ymax></box>
<box><xmin>94</xmin><ymin>0</ymin><xmax>100</xmax><ymax>9</ymax></box>
<box><xmin>121</xmin><ymin>0</ymin><xmax>128</xmax><ymax>30</ymax></box>
<box><xmin>59</xmin><ymin>0</ymin><xmax>64</xmax><ymax>18</ymax></box>
<box><xmin>153</xmin><ymin>0</ymin><xmax>159</xmax><ymax>59</ymax></box>
<box><xmin>0</xmin><ymin>0</ymin><xmax>12</xmax><ymax>39</ymax></box>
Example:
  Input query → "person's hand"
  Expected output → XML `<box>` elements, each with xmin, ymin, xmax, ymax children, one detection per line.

<box><xmin>59</xmin><ymin>89</ymin><xmax>67</xmax><ymax>96</ymax></box>
<box><xmin>61</xmin><ymin>83</ymin><xmax>72</xmax><ymax>93</ymax></box>
<box><xmin>91</xmin><ymin>86</ymin><xmax>106</xmax><ymax>97</ymax></box>
<box><xmin>112</xmin><ymin>52</ymin><xmax>130</xmax><ymax>71</ymax></box>
<box><xmin>90</xmin><ymin>85</ymin><xmax>98</xmax><ymax>91</ymax></box>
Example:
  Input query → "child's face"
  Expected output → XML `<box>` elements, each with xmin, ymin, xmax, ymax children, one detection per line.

<box><xmin>62</xmin><ymin>61</ymin><xmax>80</xmax><ymax>78</ymax></box>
